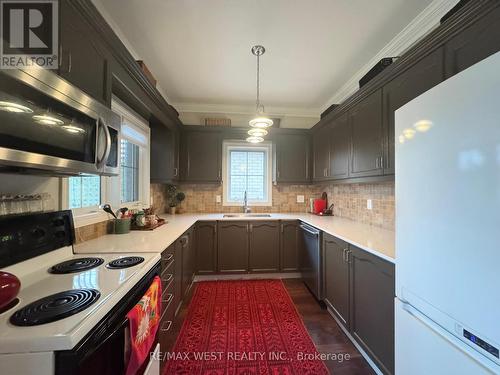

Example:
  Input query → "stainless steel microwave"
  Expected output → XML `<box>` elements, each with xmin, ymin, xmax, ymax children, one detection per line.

<box><xmin>0</xmin><ymin>69</ymin><xmax>120</xmax><ymax>176</ymax></box>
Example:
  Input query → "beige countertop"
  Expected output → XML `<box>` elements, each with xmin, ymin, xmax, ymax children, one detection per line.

<box><xmin>74</xmin><ymin>213</ymin><xmax>395</xmax><ymax>263</ymax></box>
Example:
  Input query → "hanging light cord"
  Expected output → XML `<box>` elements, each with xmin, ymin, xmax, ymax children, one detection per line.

<box><xmin>256</xmin><ymin>53</ymin><xmax>264</xmax><ymax>114</ymax></box>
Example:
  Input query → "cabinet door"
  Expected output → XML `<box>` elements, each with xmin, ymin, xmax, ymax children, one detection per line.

<box><xmin>383</xmin><ymin>49</ymin><xmax>444</xmax><ymax>174</ymax></box>
<box><xmin>280</xmin><ymin>221</ymin><xmax>299</xmax><ymax>272</ymax></box>
<box><xmin>323</xmin><ymin>234</ymin><xmax>350</xmax><ymax>329</ymax></box>
<box><xmin>180</xmin><ymin>230</ymin><xmax>194</xmax><ymax>298</ymax></box>
<box><xmin>350</xmin><ymin>246</ymin><xmax>395</xmax><ymax>375</ymax></box>
<box><xmin>59</xmin><ymin>2</ymin><xmax>111</xmax><ymax>105</ymax></box>
<box><xmin>444</xmin><ymin>5</ymin><xmax>500</xmax><ymax>78</ymax></box>
<box><xmin>173</xmin><ymin>240</ymin><xmax>182</xmax><ymax>313</ymax></box>
<box><xmin>249</xmin><ymin>222</ymin><xmax>279</xmax><ymax>272</ymax></box>
<box><xmin>180</xmin><ymin>131</ymin><xmax>221</xmax><ymax>182</ymax></box>
<box><xmin>330</xmin><ymin>113</ymin><xmax>350</xmax><ymax>179</ymax></box>
<box><xmin>150</xmin><ymin>123</ymin><xmax>180</xmax><ymax>183</ymax></box>
<box><xmin>276</xmin><ymin>134</ymin><xmax>310</xmax><ymax>183</ymax></box>
<box><xmin>350</xmin><ymin>89</ymin><xmax>383</xmax><ymax>178</ymax></box>
<box><xmin>312</xmin><ymin>125</ymin><xmax>331</xmax><ymax>181</ymax></box>
<box><xmin>217</xmin><ymin>222</ymin><xmax>249</xmax><ymax>273</ymax></box>
<box><xmin>195</xmin><ymin>221</ymin><xmax>217</xmax><ymax>274</ymax></box>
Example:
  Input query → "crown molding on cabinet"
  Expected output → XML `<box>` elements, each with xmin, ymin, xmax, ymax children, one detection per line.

<box><xmin>173</xmin><ymin>102</ymin><xmax>320</xmax><ymax>119</ymax></box>
<box><xmin>320</xmin><ymin>0</ymin><xmax>460</xmax><ymax>113</ymax></box>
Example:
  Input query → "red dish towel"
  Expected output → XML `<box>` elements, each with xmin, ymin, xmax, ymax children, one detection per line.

<box><xmin>125</xmin><ymin>275</ymin><xmax>162</xmax><ymax>375</ymax></box>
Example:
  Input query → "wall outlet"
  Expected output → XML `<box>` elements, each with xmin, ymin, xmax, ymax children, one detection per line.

<box><xmin>297</xmin><ymin>195</ymin><xmax>305</xmax><ymax>203</ymax></box>
<box><xmin>367</xmin><ymin>199</ymin><xmax>373</xmax><ymax>210</ymax></box>
<box><xmin>215</xmin><ymin>195</ymin><xmax>222</xmax><ymax>203</ymax></box>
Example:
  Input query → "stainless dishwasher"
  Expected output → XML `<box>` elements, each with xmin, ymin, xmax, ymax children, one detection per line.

<box><xmin>300</xmin><ymin>222</ymin><xmax>322</xmax><ymax>300</ymax></box>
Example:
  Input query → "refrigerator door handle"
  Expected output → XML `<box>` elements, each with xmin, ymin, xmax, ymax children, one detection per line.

<box><xmin>400</xmin><ymin>301</ymin><xmax>499</xmax><ymax>372</ymax></box>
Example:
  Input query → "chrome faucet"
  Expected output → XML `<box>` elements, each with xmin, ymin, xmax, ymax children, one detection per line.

<box><xmin>243</xmin><ymin>191</ymin><xmax>251</xmax><ymax>213</ymax></box>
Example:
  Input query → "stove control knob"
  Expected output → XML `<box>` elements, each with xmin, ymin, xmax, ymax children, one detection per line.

<box><xmin>32</xmin><ymin>228</ymin><xmax>45</xmax><ymax>239</ymax></box>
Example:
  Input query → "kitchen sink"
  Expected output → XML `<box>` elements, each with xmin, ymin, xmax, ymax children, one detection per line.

<box><xmin>222</xmin><ymin>214</ymin><xmax>272</xmax><ymax>218</ymax></box>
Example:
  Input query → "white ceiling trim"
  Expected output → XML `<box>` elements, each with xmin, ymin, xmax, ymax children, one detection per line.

<box><xmin>172</xmin><ymin>102</ymin><xmax>320</xmax><ymax>119</ymax></box>
<box><xmin>320</xmin><ymin>0</ymin><xmax>460</xmax><ymax>112</ymax></box>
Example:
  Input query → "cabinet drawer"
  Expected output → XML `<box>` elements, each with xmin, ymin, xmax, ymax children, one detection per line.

<box><xmin>161</xmin><ymin>277</ymin><xmax>175</xmax><ymax>317</ymax></box>
<box><xmin>161</xmin><ymin>251</ymin><xmax>174</xmax><ymax>270</ymax></box>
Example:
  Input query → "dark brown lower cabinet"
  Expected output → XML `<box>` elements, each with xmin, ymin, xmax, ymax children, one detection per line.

<box><xmin>173</xmin><ymin>241</ymin><xmax>182</xmax><ymax>313</ymax></box>
<box><xmin>180</xmin><ymin>227</ymin><xmax>195</xmax><ymax>298</ymax></box>
<box><xmin>280</xmin><ymin>221</ymin><xmax>300</xmax><ymax>272</ymax></box>
<box><xmin>195</xmin><ymin>221</ymin><xmax>217</xmax><ymax>274</ymax></box>
<box><xmin>217</xmin><ymin>222</ymin><xmax>249</xmax><ymax>273</ymax></box>
<box><xmin>323</xmin><ymin>234</ymin><xmax>350</xmax><ymax>328</ymax></box>
<box><xmin>322</xmin><ymin>234</ymin><xmax>395</xmax><ymax>374</ymax></box>
<box><xmin>249</xmin><ymin>222</ymin><xmax>280</xmax><ymax>272</ymax></box>
<box><xmin>159</xmin><ymin>244</ymin><xmax>177</xmax><ymax>374</ymax></box>
<box><xmin>350</xmin><ymin>245</ymin><xmax>395</xmax><ymax>375</ymax></box>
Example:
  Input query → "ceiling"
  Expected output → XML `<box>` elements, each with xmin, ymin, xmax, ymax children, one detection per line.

<box><xmin>94</xmin><ymin>0</ymin><xmax>446</xmax><ymax>127</ymax></box>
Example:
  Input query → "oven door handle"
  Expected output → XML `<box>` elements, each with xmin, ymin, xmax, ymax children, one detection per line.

<box><xmin>89</xmin><ymin>317</ymin><xmax>129</xmax><ymax>355</ymax></box>
<box><xmin>96</xmin><ymin>117</ymin><xmax>111</xmax><ymax>170</ymax></box>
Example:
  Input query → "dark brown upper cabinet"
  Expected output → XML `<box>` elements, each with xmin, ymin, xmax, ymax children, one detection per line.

<box><xmin>349</xmin><ymin>89</ymin><xmax>384</xmax><ymax>178</ymax></box>
<box><xmin>59</xmin><ymin>2</ymin><xmax>111</xmax><ymax>106</ymax></box>
<box><xmin>150</xmin><ymin>122</ymin><xmax>180</xmax><ymax>183</ymax></box>
<box><xmin>249</xmin><ymin>222</ymin><xmax>280</xmax><ymax>272</ymax></box>
<box><xmin>195</xmin><ymin>221</ymin><xmax>217</xmax><ymax>274</ymax></box>
<box><xmin>280</xmin><ymin>221</ymin><xmax>300</xmax><ymax>272</ymax></box>
<box><xmin>323</xmin><ymin>234</ymin><xmax>350</xmax><ymax>329</ymax></box>
<box><xmin>275</xmin><ymin>134</ymin><xmax>310</xmax><ymax>183</ymax></box>
<box><xmin>350</xmin><ymin>245</ymin><xmax>395</xmax><ymax>375</ymax></box>
<box><xmin>180</xmin><ymin>130</ymin><xmax>222</xmax><ymax>183</ymax></box>
<box><xmin>217</xmin><ymin>222</ymin><xmax>249</xmax><ymax>273</ymax></box>
<box><xmin>444</xmin><ymin>6</ymin><xmax>500</xmax><ymax>79</ymax></box>
<box><xmin>312</xmin><ymin>124</ymin><xmax>331</xmax><ymax>181</ymax></box>
<box><xmin>329</xmin><ymin>112</ymin><xmax>350</xmax><ymax>180</ymax></box>
<box><xmin>382</xmin><ymin>48</ymin><xmax>444</xmax><ymax>174</ymax></box>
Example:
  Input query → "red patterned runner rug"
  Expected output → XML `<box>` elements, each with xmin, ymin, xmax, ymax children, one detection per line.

<box><xmin>164</xmin><ymin>279</ymin><xmax>329</xmax><ymax>374</ymax></box>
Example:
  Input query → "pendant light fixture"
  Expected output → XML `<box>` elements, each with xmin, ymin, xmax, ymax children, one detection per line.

<box><xmin>247</xmin><ymin>45</ymin><xmax>272</xmax><ymax>143</ymax></box>
<box><xmin>247</xmin><ymin>128</ymin><xmax>268</xmax><ymax>137</ymax></box>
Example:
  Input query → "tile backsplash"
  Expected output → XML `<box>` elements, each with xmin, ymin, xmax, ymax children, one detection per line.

<box><xmin>74</xmin><ymin>220</ymin><xmax>113</xmax><ymax>244</ymax></box>
<box><xmin>151</xmin><ymin>183</ymin><xmax>318</xmax><ymax>214</ymax></box>
<box><xmin>319</xmin><ymin>182</ymin><xmax>395</xmax><ymax>230</ymax></box>
<box><xmin>151</xmin><ymin>181</ymin><xmax>395</xmax><ymax>230</ymax></box>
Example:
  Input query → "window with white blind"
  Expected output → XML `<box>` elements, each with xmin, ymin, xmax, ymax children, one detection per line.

<box><xmin>223</xmin><ymin>141</ymin><xmax>272</xmax><ymax>206</ymax></box>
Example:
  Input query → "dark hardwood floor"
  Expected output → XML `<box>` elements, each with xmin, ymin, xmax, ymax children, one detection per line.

<box><xmin>283</xmin><ymin>279</ymin><xmax>374</xmax><ymax>375</ymax></box>
<box><xmin>166</xmin><ymin>278</ymin><xmax>374</xmax><ymax>375</ymax></box>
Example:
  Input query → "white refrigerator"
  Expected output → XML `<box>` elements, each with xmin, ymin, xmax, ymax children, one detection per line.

<box><xmin>395</xmin><ymin>51</ymin><xmax>500</xmax><ymax>375</ymax></box>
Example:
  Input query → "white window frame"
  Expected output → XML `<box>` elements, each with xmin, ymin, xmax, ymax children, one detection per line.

<box><xmin>113</xmin><ymin>98</ymin><xmax>150</xmax><ymax>210</ymax></box>
<box><xmin>62</xmin><ymin>98</ymin><xmax>150</xmax><ymax>227</ymax></box>
<box><xmin>61</xmin><ymin>175</ymin><xmax>107</xmax><ymax>227</ymax></box>
<box><xmin>222</xmin><ymin>140</ymin><xmax>273</xmax><ymax>207</ymax></box>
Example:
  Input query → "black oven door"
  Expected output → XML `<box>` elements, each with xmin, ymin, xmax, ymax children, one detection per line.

<box><xmin>55</xmin><ymin>262</ymin><xmax>161</xmax><ymax>375</ymax></box>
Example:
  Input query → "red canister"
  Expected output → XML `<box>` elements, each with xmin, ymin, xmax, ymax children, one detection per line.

<box><xmin>313</xmin><ymin>199</ymin><xmax>327</xmax><ymax>214</ymax></box>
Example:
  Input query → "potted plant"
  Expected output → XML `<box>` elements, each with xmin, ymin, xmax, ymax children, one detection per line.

<box><xmin>166</xmin><ymin>185</ymin><xmax>185</xmax><ymax>215</ymax></box>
